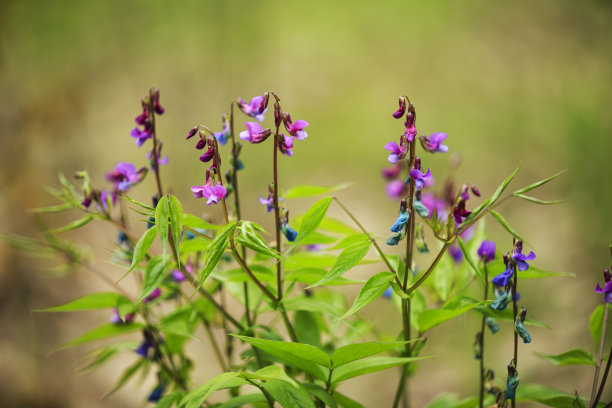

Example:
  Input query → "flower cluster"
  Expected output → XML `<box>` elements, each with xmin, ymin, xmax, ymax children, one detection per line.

<box><xmin>131</xmin><ymin>88</ymin><xmax>164</xmax><ymax>147</ymax></box>
<box><xmin>186</xmin><ymin>131</ymin><xmax>227</xmax><ymax>206</ymax></box>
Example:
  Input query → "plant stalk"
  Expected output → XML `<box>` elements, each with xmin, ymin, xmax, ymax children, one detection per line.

<box><xmin>511</xmin><ymin>262</ymin><xmax>518</xmax><ymax>408</ymax></box>
<box><xmin>591</xmin><ymin>302</ymin><xmax>609</xmax><ymax>407</ymax></box>
<box><xmin>479</xmin><ymin>261</ymin><xmax>489</xmax><ymax>408</ymax></box>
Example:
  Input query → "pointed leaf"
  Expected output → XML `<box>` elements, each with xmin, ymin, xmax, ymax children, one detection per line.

<box><xmin>515</xmin><ymin>384</ymin><xmax>592</xmax><ymax>408</ymax></box>
<box><xmin>138</xmin><ymin>256</ymin><xmax>166</xmax><ymax>302</ymax></box>
<box><xmin>334</xmin><ymin>391</ymin><xmax>365</xmax><ymax>408</ymax></box>
<box><xmin>29</xmin><ymin>203</ymin><xmax>73</xmax><ymax>213</ymax></box>
<box><xmin>513</xmin><ymin>169</ymin><xmax>567</xmax><ymax>195</ymax></box>
<box><xmin>34</xmin><ymin>292</ymin><xmax>125</xmax><ymax>312</ymax></box>
<box><xmin>48</xmin><ymin>215</ymin><xmax>95</xmax><ymax>234</ymax></box>
<box><xmin>285</xmin><ymin>183</ymin><xmax>353</xmax><ymax>199</ymax></box>
<box><xmin>590</xmin><ymin>304</ymin><xmax>606</xmax><ymax>350</ymax></box>
<box><xmin>294</xmin><ymin>197</ymin><xmax>333</xmax><ymax>246</ymax></box>
<box><xmin>489</xmin><ymin>161</ymin><xmax>522</xmax><ymax>205</ymax></box>
<box><xmin>341</xmin><ymin>272</ymin><xmax>394</xmax><ymax>319</ymax></box>
<box><xmin>489</xmin><ymin>210</ymin><xmax>529</xmax><ymax>244</ymax></box>
<box><xmin>199</xmin><ymin>222</ymin><xmax>235</xmax><ymax>287</ymax></box>
<box><xmin>122</xmin><ymin>194</ymin><xmax>155</xmax><ymax>211</ymax></box>
<box><xmin>535</xmin><ymin>349</ymin><xmax>595</xmax><ymax>366</ymax></box>
<box><xmin>168</xmin><ymin>195</ymin><xmax>184</xmax><ymax>261</ymax></box>
<box><xmin>57</xmin><ymin>323</ymin><xmax>144</xmax><ymax>350</ymax></box>
<box><xmin>217</xmin><ymin>394</ymin><xmax>268</xmax><ymax>408</ymax></box>
<box><xmin>180</xmin><ymin>372</ymin><xmax>240</xmax><ymax>408</ymax></box>
<box><xmin>103</xmin><ymin>358</ymin><xmax>147</xmax><ymax>399</ymax></box>
<box><xmin>183</xmin><ymin>213</ymin><xmax>222</xmax><ymax>230</ymax></box>
<box><xmin>331</xmin><ymin>355</ymin><xmax>432</xmax><ymax>384</ymax></box>
<box><xmin>301</xmin><ymin>384</ymin><xmax>338</xmax><ymax>408</ymax></box>
<box><xmin>308</xmin><ymin>240</ymin><xmax>371</xmax><ymax>289</ymax></box>
<box><xmin>155</xmin><ymin>195</ymin><xmax>169</xmax><ymax>267</ymax></box>
<box><xmin>418</xmin><ymin>300</ymin><xmax>485</xmax><ymax>332</ymax></box>
<box><xmin>262</xmin><ymin>380</ymin><xmax>316</xmax><ymax>408</ymax></box>
<box><xmin>513</xmin><ymin>193</ymin><xmax>564</xmax><ymax>205</ymax></box>
<box><xmin>128</xmin><ymin>226</ymin><xmax>157</xmax><ymax>273</ymax></box>
<box><xmin>458</xmin><ymin>198</ymin><xmax>490</xmax><ymax>229</ymax></box>
<box><xmin>155</xmin><ymin>392</ymin><xmax>185</xmax><ymax>408</ymax></box>
<box><xmin>332</xmin><ymin>341</ymin><xmax>413</xmax><ymax>368</ymax></box>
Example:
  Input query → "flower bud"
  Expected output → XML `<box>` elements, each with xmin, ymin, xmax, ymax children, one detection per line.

<box><xmin>186</xmin><ymin>126</ymin><xmax>198</xmax><ymax>140</ymax></box>
<box><xmin>392</xmin><ymin>96</ymin><xmax>406</xmax><ymax>119</ymax></box>
<box><xmin>471</xmin><ymin>185</ymin><xmax>481</xmax><ymax>197</ymax></box>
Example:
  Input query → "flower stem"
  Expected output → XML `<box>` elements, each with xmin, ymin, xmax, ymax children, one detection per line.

<box><xmin>272</xmin><ymin>105</ymin><xmax>283</xmax><ymax>301</ymax></box>
<box><xmin>479</xmin><ymin>261</ymin><xmax>489</xmax><ymax>408</ymax></box>
<box><xmin>511</xmin><ymin>262</ymin><xmax>519</xmax><ymax>408</ymax></box>
<box><xmin>590</xmin><ymin>302</ymin><xmax>609</xmax><ymax>407</ymax></box>
<box><xmin>148</xmin><ymin>88</ymin><xmax>164</xmax><ymax>199</ymax></box>
<box><xmin>593</xmin><ymin>343</ymin><xmax>611</xmax><ymax>408</ymax></box>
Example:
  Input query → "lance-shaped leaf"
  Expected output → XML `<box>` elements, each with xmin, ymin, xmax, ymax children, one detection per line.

<box><xmin>155</xmin><ymin>393</ymin><xmax>185</xmax><ymax>408</ymax></box>
<box><xmin>513</xmin><ymin>169</ymin><xmax>567</xmax><ymax>195</ymax></box>
<box><xmin>29</xmin><ymin>203</ymin><xmax>73</xmax><ymax>213</ymax></box>
<box><xmin>217</xmin><ymin>394</ymin><xmax>268</xmax><ymax>408</ymax></box>
<box><xmin>155</xmin><ymin>195</ymin><xmax>169</xmax><ymax>267</ymax></box>
<box><xmin>331</xmin><ymin>341</ymin><xmax>414</xmax><ymax>368</ymax></box>
<box><xmin>457</xmin><ymin>237</ymin><xmax>484</xmax><ymax>283</ymax></box>
<box><xmin>334</xmin><ymin>391</ymin><xmax>365</xmax><ymax>408</ymax></box>
<box><xmin>474</xmin><ymin>304</ymin><xmax>550</xmax><ymax>329</ymax></box>
<box><xmin>590</xmin><ymin>304</ymin><xmax>605</xmax><ymax>350</ymax></box>
<box><xmin>331</xmin><ymin>355</ymin><xmax>433</xmax><ymax>384</ymax></box>
<box><xmin>459</xmin><ymin>198</ymin><xmax>490</xmax><ymax>229</ymax></box>
<box><xmin>486</xmin><ymin>260</ymin><xmax>574</xmax><ymax>280</ymax></box>
<box><xmin>535</xmin><ymin>349</ymin><xmax>595</xmax><ymax>366</ymax></box>
<box><xmin>515</xmin><ymin>384</ymin><xmax>593</xmax><ymax>407</ymax></box>
<box><xmin>293</xmin><ymin>196</ymin><xmax>333</xmax><ymax>246</ymax></box>
<box><xmin>138</xmin><ymin>256</ymin><xmax>166</xmax><ymax>302</ymax></box>
<box><xmin>34</xmin><ymin>292</ymin><xmax>126</xmax><ymax>312</ymax></box>
<box><xmin>183</xmin><ymin>213</ymin><xmax>222</xmax><ymax>230</ymax></box>
<box><xmin>489</xmin><ymin>160</ymin><xmax>522</xmax><ymax>205</ymax></box>
<box><xmin>262</xmin><ymin>380</ymin><xmax>316</xmax><ymax>408</ymax></box>
<box><xmin>168</xmin><ymin>195</ymin><xmax>183</xmax><ymax>262</ymax></box>
<box><xmin>302</xmin><ymin>384</ymin><xmax>338</xmax><ymax>408</ymax></box>
<box><xmin>198</xmin><ymin>222</ymin><xmax>236</xmax><ymax>287</ymax></box>
<box><xmin>122</xmin><ymin>194</ymin><xmax>155</xmax><ymax>211</ymax></box>
<box><xmin>233</xmin><ymin>335</ymin><xmax>331</xmax><ymax>381</ymax></box>
<box><xmin>489</xmin><ymin>209</ymin><xmax>529</xmax><ymax>244</ymax></box>
<box><xmin>56</xmin><ymin>323</ymin><xmax>144</xmax><ymax>351</ymax></box>
<box><xmin>180</xmin><ymin>372</ymin><xmax>240</xmax><ymax>408</ymax></box>
<box><xmin>285</xmin><ymin>183</ymin><xmax>353</xmax><ymax>199</ymax></box>
<box><xmin>307</xmin><ymin>240</ymin><xmax>371</xmax><ymax>289</ymax></box>
<box><xmin>126</xmin><ymin>226</ymin><xmax>157</xmax><ymax>275</ymax></box>
<box><xmin>48</xmin><ymin>215</ymin><xmax>95</xmax><ymax>234</ymax></box>
<box><xmin>418</xmin><ymin>298</ymin><xmax>485</xmax><ymax>332</ymax></box>
<box><xmin>237</xmin><ymin>222</ymin><xmax>284</xmax><ymax>260</ymax></box>
<box><xmin>340</xmin><ymin>272</ymin><xmax>395</xmax><ymax>319</ymax></box>
<box><xmin>103</xmin><ymin>358</ymin><xmax>147</xmax><ymax>399</ymax></box>
<box><xmin>513</xmin><ymin>193</ymin><xmax>564</xmax><ymax>205</ymax></box>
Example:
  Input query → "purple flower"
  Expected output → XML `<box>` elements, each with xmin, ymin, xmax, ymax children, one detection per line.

<box><xmin>477</xmin><ymin>240</ymin><xmax>496</xmax><ymax>263</ymax></box>
<box><xmin>284</xmin><ymin>117</ymin><xmax>309</xmax><ymax>140</ymax></box>
<box><xmin>99</xmin><ymin>190</ymin><xmax>117</xmax><ymax>211</ymax></box>
<box><xmin>382</xmin><ymin>286</ymin><xmax>393</xmax><ymax>298</ymax></box>
<box><xmin>148</xmin><ymin>384</ymin><xmax>165</xmax><ymax>402</ymax></box>
<box><xmin>512</xmin><ymin>250</ymin><xmax>536</xmax><ymax>271</ymax></box>
<box><xmin>595</xmin><ymin>269</ymin><xmax>612</xmax><ymax>303</ymax></box>
<box><xmin>144</xmin><ymin>288</ymin><xmax>161</xmax><ymax>303</ymax></box>
<box><xmin>384</xmin><ymin>141</ymin><xmax>407</xmax><ymax>164</ymax></box>
<box><xmin>110</xmin><ymin>307</ymin><xmax>134</xmax><ymax>325</ymax></box>
<box><xmin>191</xmin><ymin>181</ymin><xmax>227</xmax><ymax>205</ymax></box>
<box><xmin>259</xmin><ymin>194</ymin><xmax>274</xmax><ymax>213</ymax></box>
<box><xmin>404</xmin><ymin>124</ymin><xmax>417</xmax><ymax>142</ymax></box>
<box><xmin>449</xmin><ymin>244</ymin><xmax>463</xmax><ymax>263</ymax></box>
<box><xmin>392</xmin><ymin>96</ymin><xmax>406</xmax><ymax>119</ymax></box>
<box><xmin>199</xmin><ymin>146</ymin><xmax>215</xmax><ymax>162</ymax></box>
<box><xmin>237</xmin><ymin>95</ymin><xmax>268</xmax><ymax>122</ymax></box>
<box><xmin>382</xmin><ymin>164</ymin><xmax>402</xmax><ymax>179</ymax></box>
<box><xmin>409</xmin><ymin>168</ymin><xmax>432</xmax><ymax>190</ymax></box>
<box><xmin>279</xmin><ymin>134</ymin><xmax>295</xmax><ymax>156</ymax></box>
<box><xmin>305</xmin><ymin>244</ymin><xmax>324</xmax><ymax>252</ymax></box>
<box><xmin>239</xmin><ymin>122</ymin><xmax>272</xmax><ymax>144</ymax></box>
<box><xmin>386</xmin><ymin>179</ymin><xmax>406</xmax><ymax>199</ymax></box>
<box><xmin>282</xmin><ymin>224</ymin><xmax>298</xmax><ymax>242</ymax></box>
<box><xmin>130</xmin><ymin>127</ymin><xmax>152</xmax><ymax>147</ymax></box>
<box><xmin>492</xmin><ymin>268</ymin><xmax>513</xmax><ymax>287</ymax></box>
<box><xmin>214</xmin><ymin>114</ymin><xmax>231</xmax><ymax>146</ymax></box>
<box><xmin>146</xmin><ymin>151</ymin><xmax>169</xmax><ymax>166</ymax></box>
<box><xmin>135</xmin><ymin>331</ymin><xmax>154</xmax><ymax>358</ymax></box>
<box><xmin>420</xmin><ymin>132</ymin><xmax>449</xmax><ymax>153</ymax></box>
<box><xmin>106</xmin><ymin>162</ymin><xmax>143</xmax><ymax>192</ymax></box>
<box><xmin>421</xmin><ymin>193</ymin><xmax>448</xmax><ymax>221</ymax></box>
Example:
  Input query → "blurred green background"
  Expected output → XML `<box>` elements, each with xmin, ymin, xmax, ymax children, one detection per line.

<box><xmin>1</xmin><ymin>0</ymin><xmax>611</xmax><ymax>406</ymax></box>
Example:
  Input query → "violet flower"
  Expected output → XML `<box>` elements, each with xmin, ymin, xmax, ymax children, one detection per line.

<box><xmin>448</xmin><ymin>244</ymin><xmax>463</xmax><ymax>263</ymax></box>
<box><xmin>404</xmin><ymin>124</ymin><xmax>418</xmax><ymax>142</ymax></box>
<box><xmin>421</xmin><ymin>192</ymin><xmax>448</xmax><ymax>221</ymax></box>
<box><xmin>382</xmin><ymin>164</ymin><xmax>402</xmax><ymax>179</ymax></box>
<box><xmin>284</xmin><ymin>115</ymin><xmax>309</xmax><ymax>140</ymax></box>
<box><xmin>239</xmin><ymin>122</ymin><xmax>272</xmax><ymax>144</ymax></box>
<box><xmin>382</xmin><ymin>286</ymin><xmax>393</xmax><ymax>299</ymax></box>
<box><xmin>148</xmin><ymin>384</ymin><xmax>165</xmax><ymax>403</ymax></box>
<box><xmin>512</xmin><ymin>246</ymin><xmax>536</xmax><ymax>271</ymax></box>
<box><xmin>477</xmin><ymin>240</ymin><xmax>496</xmax><ymax>263</ymax></box>
<box><xmin>99</xmin><ymin>190</ymin><xmax>117</xmax><ymax>211</ymax></box>
<box><xmin>110</xmin><ymin>307</ymin><xmax>134</xmax><ymax>325</ymax></box>
<box><xmin>384</xmin><ymin>141</ymin><xmax>407</xmax><ymax>164</ymax></box>
<box><xmin>420</xmin><ymin>132</ymin><xmax>449</xmax><ymax>153</ymax></box>
<box><xmin>237</xmin><ymin>95</ymin><xmax>268</xmax><ymax>122</ymax></box>
<box><xmin>492</xmin><ymin>268</ymin><xmax>513</xmax><ymax>287</ymax></box>
<box><xmin>259</xmin><ymin>194</ymin><xmax>274</xmax><ymax>213</ymax></box>
<box><xmin>146</xmin><ymin>151</ymin><xmax>169</xmax><ymax>166</ymax></box>
<box><xmin>595</xmin><ymin>269</ymin><xmax>612</xmax><ymax>303</ymax></box>
<box><xmin>214</xmin><ymin>114</ymin><xmax>231</xmax><ymax>146</ymax></box>
<box><xmin>191</xmin><ymin>181</ymin><xmax>227</xmax><ymax>206</ymax></box>
<box><xmin>278</xmin><ymin>134</ymin><xmax>295</xmax><ymax>156</ymax></box>
<box><xmin>409</xmin><ymin>168</ymin><xmax>432</xmax><ymax>190</ymax></box>
<box><xmin>386</xmin><ymin>179</ymin><xmax>406</xmax><ymax>199</ymax></box>
<box><xmin>135</xmin><ymin>331</ymin><xmax>154</xmax><ymax>358</ymax></box>
<box><xmin>392</xmin><ymin>96</ymin><xmax>406</xmax><ymax>119</ymax></box>
<box><xmin>199</xmin><ymin>146</ymin><xmax>215</xmax><ymax>162</ymax></box>
<box><xmin>144</xmin><ymin>288</ymin><xmax>161</xmax><ymax>303</ymax></box>
<box><xmin>130</xmin><ymin>127</ymin><xmax>152</xmax><ymax>147</ymax></box>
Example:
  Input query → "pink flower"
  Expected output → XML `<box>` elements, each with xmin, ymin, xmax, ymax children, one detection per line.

<box><xmin>420</xmin><ymin>132</ymin><xmax>449</xmax><ymax>153</ymax></box>
<box><xmin>284</xmin><ymin>117</ymin><xmax>309</xmax><ymax>140</ymax></box>
<box><xmin>239</xmin><ymin>122</ymin><xmax>271</xmax><ymax>144</ymax></box>
<box><xmin>191</xmin><ymin>181</ymin><xmax>227</xmax><ymax>205</ymax></box>
<box><xmin>384</xmin><ymin>141</ymin><xmax>407</xmax><ymax>164</ymax></box>
<box><xmin>237</xmin><ymin>95</ymin><xmax>268</xmax><ymax>122</ymax></box>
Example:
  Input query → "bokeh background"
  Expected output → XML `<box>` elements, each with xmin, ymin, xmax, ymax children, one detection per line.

<box><xmin>1</xmin><ymin>0</ymin><xmax>611</xmax><ymax>406</ymax></box>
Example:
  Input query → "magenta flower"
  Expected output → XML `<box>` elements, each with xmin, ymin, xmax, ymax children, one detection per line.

<box><xmin>130</xmin><ymin>127</ymin><xmax>151</xmax><ymax>147</ymax></box>
<box><xmin>110</xmin><ymin>307</ymin><xmax>134</xmax><ymax>325</ymax></box>
<box><xmin>382</xmin><ymin>164</ymin><xmax>402</xmax><ymax>179</ymax></box>
<box><xmin>409</xmin><ymin>168</ymin><xmax>432</xmax><ymax>190</ymax></box>
<box><xmin>595</xmin><ymin>269</ymin><xmax>612</xmax><ymax>303</ymax></box>
<box><xmin>448</xmin><ymin>244</ymin><xmax>463</xmax><ymax>263</ymax></box>
<box><xmin>144</xmin><ymin>287</ymin><xmax>161</xmax><ymax>303</ymax></box>
<box><xmin>146</xmin><ymin>151</ymin><xmax>169</xmax><ymax>166</ymax></box>
<box><xmin>404</xmin><ymin>124</ymin><xmax>417</xmax><ymax>142</ymax></box>
<box><xmin>237</xmin><ymin>95</ymin><xmax>268</xmax><ymax>122</ymax></box>
<box><xmin>106</xmin><ymin>162</ymin><xmax>144</xmax><ymax>192</ymax></box>
<box><xmin>239</xmin><ymin>122</ymin><xmax>272</xmax><ymax>144</ymax></box>
<box><xmin>191</xmin><ymin>180</ymin><xmax>227</xmax><ymax>205</ymax></box>
<box><xmin>284</xmin><ymin>116</ymin><xmax>309</xmax><ymax>140</ymax></box>
<box><xmin>279</xmin><ymin>134</ymin><xmax>295</xmax><ymax>156</ymax></box>
<box><xmin>199</xmin><ymin>146</ymin><xmax>215</xmax><ymax>162</ymax></box>
<box><xmin>384</xmin><ymin>141</ymin><xmax>407</xmax><ymax>164</ymax></box>
<box><xmin>392</xmin><ymin>96</ymin><xmax>407</xmax><ymax>119</ymax></box>
<box><xmin>420</xmin><ymin>132</ymin><xmax>449</xmax><ymax>153</ymax></box>
<box><xmin>386</xmin><ymin>179</ymin><xmax>406</xmax><ymax>199</ymax></box>
<box><xmin>477</xmin><ymin>240</ymin><xmax>496</xmax><ymax>263</ymax></box>
<box><xmin>421</xmin><ymin>192</ymin><xmax>448</xmax><ymax>221</ymax></box>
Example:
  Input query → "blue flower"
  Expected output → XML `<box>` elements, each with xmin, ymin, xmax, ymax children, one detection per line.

<box><xmin>492</xmin><ymin>268</ymin><xmax>514</xmax><ymax>287</ymax></box>
<box><xmin>148</xmin><ymin>384</ymin><xmax>165</xmax><ymax>402</ymax></box>
<box><xmin>477</xmin><ymin>240</ymin><xmax>496</xmax><ymax>263</ymax></box>
<box><xmin>391</xmin><ymin>211</ymin><xmax>409</xmax><ymax>233</ymax></box>
<box><xmin>281</xmin><ymin>224</ymin><xmax>297</xmax><ymax>242</ymax></box>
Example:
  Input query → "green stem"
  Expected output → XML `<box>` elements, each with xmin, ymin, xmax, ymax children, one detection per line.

<box><xmin>279</xmin><ymin>303</ymin><xmax>299</xmax><ymax>343</ymax></box>
<box><xmin>405</xmin><ymin>241</ymin><xmax>452</xmax><ymax>295</ymax></box>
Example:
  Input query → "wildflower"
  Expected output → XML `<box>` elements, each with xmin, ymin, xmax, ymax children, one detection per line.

<box><xmin>186</xmin><ymin>126</ymin><xmax>198</xmax><ymax>140</ymax></box>
<box><xmin>413</xmin><ymin>198</ymin><xmax>430</xmax><ymax>218</ymax></box>
<box><xmin>409</xmin><ymin>168</ymin><xmax>433</xmax><ymax>190</ymax></box>
<box><xmin>278</xmin><ymin>134</ymin><xmax>295</xmax><ymax>156</ymax></box>
<box><xmin>281</xmin><ymin>224</ymin><xmax>298</xmax><ymax>242</ymax></box>
<box><xmin>130</xmin><ymin>127</ymin><xmax>152</xmax><ymax>147</ymax></box>
<box><xmin>259</xmin><ymin>195</ymin><xmax>274</xmax><ymax>213</ymax></box>
<box><xmin>146</xmin><ymin>150</ymin><xmax>169</xmax><ymax>166</ymax></box>
<box><xmin>485</xmin><ymin>316</ymin><xmax>500</xmax><ymax>334</ymax></box>
<box><xmin>492</xmin><ymin>268</ymin><xmax>513</xmax><ymax>287</ymax></box>
<box><xmin>150</xmin><ymin>88</ymin><xmax>165</xmax><ymax>115</ymax></box>
<box><xmin>99</xmin><ymin>190</ymin><xmax>117</xmax><ymax>211</ymax></box>
<box><xmin>214</xmin><ymin>114</ymin><xmax>231</xmax><ymax>146</ymax></box>
<box><xmin>382</xmin><ymin>286</ymin><xmax>393</xmax><ymax>299</ymax></box>
<box><xmin>595</xmin><ymin>269</ymin><xmax>612</xmax><ymax>303</ymax></box>
<box><xmin>386</xmin><ymin>179</ymin><xmax>406</xmax><ymax>199</ymax></box>
<box><xmin>506</xmin><ymin>362</ymin><xmax>519</xmax><ymax>399</ymax></box>
<box><xmin>239</xmin><ymin>122</ymin><xmax>272</xmax><ymax>144</ymax></box>
<box><xmin>384</xmin><ymin>140</ymin><xmax>407</xmax><ymax>164</ymax></box>
<box><xmin>382</xmin><ymin>163</ymin><xmax>402</xmax><ymax>179</ymax></box>
<box><xmin>284</xmin><ymin>114</ymin><xmax>309</xmax><ymax>140</ymax></box>
<box><xmin>390</xmin><ymin>200</ymin><xmax>409</xmax><ymax>233</ymax></box>
<box><xmin>148</xmin><ymin>384</ymin><xmax>165</xmax><ymax>402</ymax></box>
<box><xmin>144</xmin><ymin>288</ymin><xmax>161</xmax><ymax>303</ymax></box>
<box><xmin>420</xmin><ymin>192</ymin><xmax>448</xmax><ymax>221</ymax></box>
<box><xmin>237</xmin><ymin>94</ymin><xmax>268</xmax><ymax>122</ymax></box>
<box><xmin>448</xmin><ymin>244</ymin><xmax>463</xmax><ymax>263</ymax></box>
<box><xmin>136</xmin><ymin>331</ymin><xmax>154</xmax><ymax>358</ymax></box>
<box><xmin>490</xmin><ymin>289</ymin><xmax>512</xmax><ymax>311</ymax></box>
<box><xmin>420</xmin><ymin>132</ymin><xmax>449</xmax><ymax>153</ymax></box>
<box><xmin>385</xmin><ymin>231</ymin><xmax>402</xmax><ymax>246</ymax></box>
<box><xmin>199</xmin><ymin>146</ymin><xmax>215</xmax><ymax>162</ymax></box>
<box><xmin>512</xmin><ymin>250</ymin><xmax>536</xmax><ymax>271</ymax></box>
<box><xmin>477</xmin><ymin>240</ymin><xmax>496</xmax><ymax>263</ymax></box>
<box><xmin>305</xmin><ymin>244</ymin><xmax>324</xmax><ymax>252</ymax></box>
<box><xmin>515</xmin><ymin>308</ymin><xmax>532</xmax><ymax>344</ymax></box>
<box><xmin>191</xmin><ymin>180</ymin><xmax>227</xmax><ymax>206</ymax></box>
<box><xmin>453</xmin><ymin>199</ymin><xmax>471</xmax><ymax>224</ymax></box>
<box><xmin>110</xmin><ymin>307</ymin><xmax>134</xmax><ymax>325</ymax></box>
<box><xmin>392</xmin><ymin>96</ymin><xmax>407</xmax><ymax>119</ymax></box>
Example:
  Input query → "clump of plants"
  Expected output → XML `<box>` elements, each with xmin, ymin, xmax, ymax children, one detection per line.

<box><xmin>11</xmin><ymin>89</ymin><xmax>610</xmax><ymax>407</ymax></box>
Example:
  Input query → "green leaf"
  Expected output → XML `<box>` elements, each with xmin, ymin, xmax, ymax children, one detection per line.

<box><xmin>180</xmin><ymin>372</ymin><xmax>240</xmax><ymax>408</ymax></box>
<box><xmin>294</xmin><ymin>310</ymin><xmax>322</xmax><ymax>347</ymax></box>
<box><xmin>199</xmin><ymin>222</ymin><xmax>235</xmax><ymax>287</ymax></box>
<box><xmin>233</xmin><ymin>335</ymin><xmax>331</xmax><ymax>380</ymax></box>
<box><xmin>332</xmin><ymin>233</ymin><xmax>370</xmax><ymax>250</ymax></box>
<box><xmin>516</xmin><ymin>384</ymin><xmax>592</xmax><ymax>408</ymax></box>
<box><xmin>489</xmin><ymin>210</ymin><xmax>529</xmax><ymax>244</ymax></box>
<box><xmin>285</xmin><ymin>183</ymin><xmax>352</xmax><ymax>199</ymax></box>
<box><xmin>29</xmin><ymin>203</ymin><xmax>73</xmax><ymax>213</ymax></box>
<box><xmin>513</xmin><ymin>193</ymin><xmax>564</xmax><ymax>205</ymax></box>
<box><xmin>418</xmin><ymin>299</ymin><xmax>484</xmax><ymax>332</ymax></box>
<box><xmin>474</xmin><ymin>304</ymin><xmax>550</xmax><ymax>329</ymax></box>
<box><xmin>590</xmin><ymin>304</ymin><xmax>606</xmax><ymax>350</ymax></box>
<box><xmin>155</xmin><ymin>392</ymin><xmax>184</xmax><ymax>408</ymax></box>
<box><xmin>237</xmin><ymin>222</ymin><xmax>284</xmax><ymax>260</ymax></box>
<box><xmin>334</xmin><ymin>391</ymin><xmax>365</xmax><ymax>408</ymax></box>
<box><xmin>294</xmin><ymin>197</ymin><xmax>333</xmax><ymax>246</ymax></box>
<box><xmin>489</xmin><ymin>161</ymin><xmax>522</xmax><ymax>205</ymax></box>
<box><xmin>262</xmin><ymin>380</ymin><xmax>316</xmax><ymax>408</ymax></box>
<box><xmin>315</xmin><ymin>217</ymin><xmax>359</xmax><ymax>235</ymax></box>
<box><xmin>457</xmin><ymin>237</ymin><xmax>484</xmax><ymax>283</ymax></box>
<box><xmin>331</xmin><ymin>356</ymin><xmax>432</xmax><ymax>384</ymax></box>
<box><xmin>179</xmin><ymin>237</ymin><xmax>210</xmax><ymax>254</ymax></box>
<box><xmin>182</xmin><ymin>213</ymin><xmax>222</xmax><ymax>230</ymax></box>
<box><xmin>280</xmin><ymin>296</ymin><xmax>344</xmax><ymax>317</ymax></box>
<box><xmin>513</xmin><ymin>169</ymin><xmax>567</xmax><ymax>195</ymax></box>
<box><xmin>458</xmin><ymin>198</ymin><xmax>490</xmax><ymax>229</ymax></box>
<box><xmin>57</xmin><ymin>323</ymin><xmax>144</xmax><ymax>350</ymax></box>
<box><xmin>155</xmin><ymin>195</ymin><xmax>169</xmax><ymax>261</ymax></box>
<box><xmin>285</xmin><ymin>268</ymin><xmax>363</xmax><ymax>286</ymax></box>
<box><xmin>487</xmin><ymin>260</ymin><xmax>574</xmax><ymax>280</ymax></box>
<box><xmin>103</xmin><ymin>358</ymin><xmax>147</xmax><ymax>399</ymax></box>
<box><xmin>301</xmin><ymin>384</ymin><xmax>338</xmax><ymax>408</ymax></box>
<box><xmin>217</xmin><ymin>394</ymin><xmax>268</xmax><ymax>408</ymax></box>
<box><xmin>127</xmin><ymin>227</ymin><xmax>157</xmax><ymax>274</ymax></box>
<box><xmin>168</xmin><ymin>195</ymin><xmax>184</xmax><ymax>261</ymax></box>
<box><xmin>122</xmin><ymin>195</ymin><xmax>155</xmax><ymax>211</ymax></box>
<box><xmin>410</xmin><ymin>290</ymin><xmax>427</xmax><ymax>332</ymax></box>
<box><xmin>138</xmin><ymin>256</ymin><xmax>166</xmax><ymax>302</ymax></box>
<box><xmin>535</xmin><ymin>349</ymin><xmax>595</xmax><ymax>366</ymax></box>
<box><xmin>308</xmin><ymin>240</ymin><xmax>371</xmax><ymax>289</ymax></box>
<box><xmin>341</xmin><ymin>272</ymin><xmax>394</xmax><ymax>319</ymax></box>
<box><xmin>332</xmin><ymin>341</ymin><xmax>413</xmax><ymax>368</ymax></box>
<box><xmin>48</xmin><ymin>215</ymin><xmax>95</xmax><ymax>234</ymax></box>
<box><xmin>34</xmin><ymin>292</ymin><xmax>125</xmax><ymax>312</ymax></box>
<box><xmin>430</xmin><ymin>252</ymin><xmax>455</xmax><ymax>302</ymax></box>
<box><xmin>243</xmin><ymin>365</ymin><xmax>297</xmax><ymax>384</ymax></box>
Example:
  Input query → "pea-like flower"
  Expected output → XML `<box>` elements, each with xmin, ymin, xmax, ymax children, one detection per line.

<box><xmin>239</xmin><ymin>122</ymin><xmax>272</xmax><ymax>144</ymax></box>
<box><xmin>477</xmin><ymin>240</ymin><xmax>496</xmax><ymax>263</ymax></box>
<box><xmin>448</xmin><ymin>244</ymin><xmax>463</xmax><ymax>264</ymax></box>
<box><xmin>144</xmin><ymin>288</ymin><xmax>161</xmax><ymax>303</ymax></box>
<box><xmin>514</xmin><ymin>308</ymin><xmax>532</xmax><ymax>344</ymax></box>
<box><xmin>130</xmin><ymin>127</ymin><xmax>152</xmax><ymax>147</ymax></box>
<box><xmin>409</xmin><ymin>168</ymin><xmax>433</xmax><ymax>190</ymax></box>
<box><xmin>106</xmin><ymin>162</ymin><xmax>145</xmax><ymax>192</ymax></box>
<box><xmin>492</xmin><ymin>268</ymin><xmax>513</xmax><ymax>287</ymax></box>
<box><xmin>284</xmin><ymin>115</ymin><xmax>309</xmax><ymax>140</ymax></box>
<box><xmin>384</xmin><ymin>141</ymin><xmax>408</xmax><ymax>164</ymax></box>
<box><xmin>392</xmin><ymin>96</ymin><xmax>407</xmax><ymax>119</ymax></box>
<box><xmin>490</xmin><ymin>289</ymin><xmax>512</xmax><ymax>311</ymax></box>
<box><xmin>595</xmin><ymin>269</ymin><xmax>612</xmax><ymax>303</ymax></box>
<box><xmin>279</xmin><ymin>134</ymin><xmax>295</xmax><ymax>156</ymax></box>
<box><xmin>237</xmin><ymin>95</ymin><xmax>268</xmax><ymax>122</ymax></box>
<box><xmin>385</xmin><ymin>231</ymin><xmax>402</xmax><ymax>246</ymax></box>
<box><xmin>191</xmin><ymin>181</ymin><xmax>227</xmax><ymax>205</ymax></box>
<box><xmin>214</xmin><ymin>114</ymin><xmax>231</xmax><ymax>146</ymax></box>
<box><xmin>512</xmin><ymin>249</ymin><xmax>536</xmax><ymax>271</ymax></box>
<box><xmin>281</xmin><ymin>224</ymin><xmax>298</xmax><ymax>242</ymax></box>
<box><xmin>391</xmin><ymin>210</ymin><xmax>410</xmax><ymax>233</ymax></box>
<box><xmin>148</xmin><ymin>384</ymin><xmax>165</xmax><ymax>403</ymax></box>
<box><xmin>420</xmin><ymin>132</ymin><xmax>449</xmax><ymax>153</ymax></box>
<box><xmin>386</xmin><ymin>179</ymin><xmax>407</xmax><ymax>199</ymax></box>
<box><xmin>110</xmin><ymin>307</ymin><xmax>134</xmax><ymax>325</ymax></box>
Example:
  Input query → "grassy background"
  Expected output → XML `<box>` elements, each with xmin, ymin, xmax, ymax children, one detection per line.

<box><xmin>1</xmin><ymin>0</ymin><xmax>611</xmax><ymax>406</ymax></box>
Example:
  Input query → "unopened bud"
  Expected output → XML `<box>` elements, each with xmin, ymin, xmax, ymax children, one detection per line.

<box><xmin>471</xmin><ymin>185</ymin><xmax>481</xmax><ymax>197</ymax></box>
<box><xmin>186</xmin><ymin>126</ymin><xmax>198</xmax><ymax>140</ymax></box>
